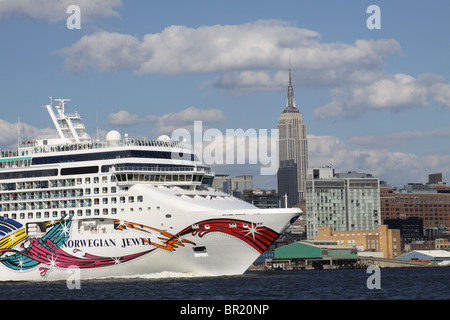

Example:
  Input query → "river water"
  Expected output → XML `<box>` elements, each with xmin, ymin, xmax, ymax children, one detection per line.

<box><xmin>1</xmin><ymin>267</ymin><xmax>447</xmax><ymax>317</ymax></box>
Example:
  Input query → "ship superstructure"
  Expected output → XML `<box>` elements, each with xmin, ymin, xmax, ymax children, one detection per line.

<box><xmin>0</xmin><ymin>99</ymin><xmax>301</xmax><ymax>281</ymax></box>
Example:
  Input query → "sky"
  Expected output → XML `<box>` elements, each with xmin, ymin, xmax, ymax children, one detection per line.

<box><xmin>0</xmin><ymin>0</ymin><xmax>450</xmax><ymax>189</ymax></box>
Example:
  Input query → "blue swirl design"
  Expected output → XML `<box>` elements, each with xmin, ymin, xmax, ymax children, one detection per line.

<box><xmin>0</xmin><ymin>217</ymin><xmax>22</xmax><ymax>237</ymax></box>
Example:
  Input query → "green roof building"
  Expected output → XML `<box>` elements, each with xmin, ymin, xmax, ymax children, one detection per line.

<box><xmin>275</xmin><ymin>240</ymin><xmax>358</xmax><ymax>260</ymax></box>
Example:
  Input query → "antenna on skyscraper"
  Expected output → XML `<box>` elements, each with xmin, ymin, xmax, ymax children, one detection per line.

<box><xmin>288</xmin><ymin>59</ymin><xmax>292</xmax><ymax>86</ymax></box>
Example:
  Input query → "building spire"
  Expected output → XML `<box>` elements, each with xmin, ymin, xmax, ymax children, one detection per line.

<box><xmin>284</xmin><ymin>65</ymin><xmax>299</xmax><ymax>113</ymax></box>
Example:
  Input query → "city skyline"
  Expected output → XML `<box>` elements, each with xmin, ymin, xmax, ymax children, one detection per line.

<box><xmin>1</xmin><ymin>1</ymin><xmax>450</xmax><ymax>189</ymax></box>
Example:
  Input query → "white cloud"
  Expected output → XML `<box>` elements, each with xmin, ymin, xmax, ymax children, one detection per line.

<box><xmin>349</xmin><ymin>127</ymin><xmax>450</xmax><ymax>149</ymax></box>
<box><xmin>55</xmin><ymin>19</ymin><xmax>450</xmax><ymax>117</ymax></box>
<box><xmin>108</xmin><ymin>110</ymin><xmax>158</xmax><ymax>126</ymax></box>
<box><xmin>0</xmin><ymin>119</ymin><xmax>56</xmax><ymax>149</ymax></box>
<box><xmin>308</xmin><ymin>134</ymin><xmax>450</xmax><ymax>186</ymax></box>
<box><xmin>57</xmin><ymin>20</ymin><xmax>400</xmax><ymax>76</ymax></box>
<box><xmin>0</xmin><ymin>0</ymin><xmax>121</xmax><ymax>23</ymax></box>
<box><xmin>315</xmin><ymin>72</ymin><xmax>450</xmax><ymax>119</ymax></box>
<box><xmin>159</xmin><ymin>106</ymin><xmax>226</xmax><ymax>127</ymax></box>
<box><xmin>58</xmin><ymin>32</ymin><xmax>144</xmax><ymax>72</ymax></box>
<box><xmin>108</xmin><ymin>106</ymin><xmax>226</xmax><ymax>136</ymax></box>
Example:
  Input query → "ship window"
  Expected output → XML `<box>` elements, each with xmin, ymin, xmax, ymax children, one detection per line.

<box><xmin>138</xmin><ymin>196</ymin><xmax>143</xmax><ymax>202</ymax></box>
<box><xmin>103</xmin><ymin>187</ymin><xmax>108</xmax><ymax>194</ymax></box>
<box><xmin>61</xmin><ymin>166</ymin><xmax>99</xmax><ymax>176</ymax></box>
<box><xmin>129</xmin><ymin>196</ymin><xmax>134</xmax><ymax>203</ymax></box>
<box><xmin>0</xmin><ymin>169</ymin><xmax>58</xmax><ymax>181</ymax></box>
<box><xmin>77</xmin><ymin>210</ymin><xmax>83</xmax><ymax>216</ymax></box>
<box><xmin>193</xmin><ymin>246</ymin><xmax>208</xmax><ymax>257</ymax></box>
<box><xmin>44</xmin><ymin>212</ymin><xmax>49</xmax><ymax>218</ymax></box>
<box><xmin>111</xmin><ymin>208</ymin><xmax>117</xmax><ymax>215</ymax></box>
<box><xmin>32</xmin><ymin>150</ymin><xmax>196</xmax><ymax>165</ymax></box>
<box><xmin>111</xmin><ymin>187</ymin><xmax>117</xmax><ymax>193</ymax></box>
<box><xmin>193</xmin><ymin>246</ymin><xmax>207</xmax><ymax>253</ymax></box>
<box><xmin>103</xmin><ymin>198</ymin><xmax>108</xmax><ymax>204</ymax></box>
<box><xmin>52</xmin><ymin>211</ymin><xmax>58</xmax><ymax>218</ymax></box>
<box><xmin>111</xmin><ymin>197</ymin><xmax>117</xmax><ymax>204</ymax></box>
<box><xmin>94</xmin><ymin>188</ymin><xmax>99</xmax><ymax>194</ymax></box>
<box><xmin>103</xmin><ymin>209</ymin><xmax>108</xmax><ymax>215</ymax></box>
<box><xmin>86</xmin><ymin>209</ymin><xmax>91</xmax><ymax>216</ymax></box>
<box><xmin>85</xmin><ymin>177</ymin><xmax>91</xmax><ymax>184</ymax></box>
<box><xmin>94</xmin><ymin>209</ymin><xmax>99</xmax><ymax>215</ymax></box>
<box><xmin>28</xmin><ymin>212</ymin><xmax>33</xmax><ymax>219</ymax></box>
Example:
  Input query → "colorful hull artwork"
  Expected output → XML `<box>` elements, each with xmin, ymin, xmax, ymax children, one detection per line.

<box><xmin>0</xmin><ymin>216</ymin><xmax>280</xmax><ymax>280</ymax></box>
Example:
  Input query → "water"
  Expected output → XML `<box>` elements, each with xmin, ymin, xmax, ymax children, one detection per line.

<box><xmin>1</xmin><ymin>267</ymin><xmax>448</xmax><ymax>301</ymax></box>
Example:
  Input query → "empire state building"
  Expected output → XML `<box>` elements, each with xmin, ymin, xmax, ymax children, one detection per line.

<box><xmin>277</xmin><ymin>69</ymin><xmax>308</xmax><ymax>206</ymax></box>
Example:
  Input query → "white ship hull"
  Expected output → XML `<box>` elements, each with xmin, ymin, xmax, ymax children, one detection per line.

<box><xmin>0</xmin><ymin>98</ymin><xmax>301</xmax><ymax>281</ymax></box>
<box><xmin>0</xmin><ymin>184</ymin><xmax>300</xmax><ymax>281</ymax></box>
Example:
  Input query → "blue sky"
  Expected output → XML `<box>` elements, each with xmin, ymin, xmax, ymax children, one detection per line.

<box><xmin>1</xmin><ymin>0</ymin><xmax>450</xmax><ymax>189</ymax></box>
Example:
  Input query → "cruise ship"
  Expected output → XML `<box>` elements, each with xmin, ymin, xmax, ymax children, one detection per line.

<box><xmin>0</xmin><ymin>99</ymin><xmax>301</xmax><ymax>281</ymax></box>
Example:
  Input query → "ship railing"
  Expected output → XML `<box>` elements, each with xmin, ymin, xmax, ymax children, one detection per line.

<box><xmin>0</xmin><ymin>151</ymin><xmax>20</xmax><ymax>159</ymax></box>
<box><xmin>8</xmin><ymin>137</ymin><xmax>192</xmax><ymax>157</ymax></box>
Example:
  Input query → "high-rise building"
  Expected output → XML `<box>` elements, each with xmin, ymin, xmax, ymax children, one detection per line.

<box><xmin>305</xmin><ymin>168</ymin><xmax>380</xmax><ymax>239</ymax></box>
<box><xmin>277</xmin><ymin>68</ymin><xmax>308</xmax><ymax>203</ymax></box>
<box><xmin>277</xmin><ymin>160</ymin><xmax>298</xmax><ymax>208</ymax></box>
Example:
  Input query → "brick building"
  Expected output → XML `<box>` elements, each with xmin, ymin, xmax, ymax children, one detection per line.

<box><xmin>315</xmin><ymin>225</ymin><xmax>401</xmax><ymax>259</ymax></box>
<box><xmin>380</xmin><ymin>185</ymin><xmax>450</xmax><ymax>228</ymax></box>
